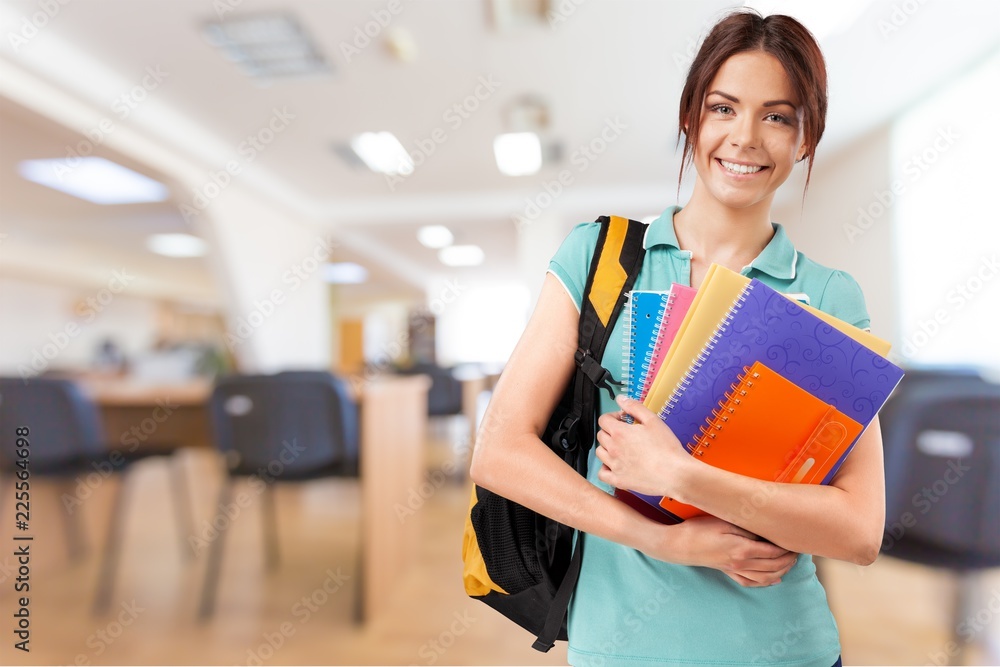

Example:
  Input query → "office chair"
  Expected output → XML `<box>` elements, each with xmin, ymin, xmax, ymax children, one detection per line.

<box><xmin>0</xmin><ymin>377</ymin><xmax>194</xmax><ymax>613</ymax></box>
<box><xmin>397</xmin><ymin>363</ymin><xmax>463</xmax><ymax>417</ymax></box>
<box><xmin>198</xmin><ymin>371</ymin><xmax>359</xmax><ymax>618</ymax></box>
<box><xmin>879</xmin><ymin>370</ymin><xmax>1000</xmax><ymax>663</ymax></box>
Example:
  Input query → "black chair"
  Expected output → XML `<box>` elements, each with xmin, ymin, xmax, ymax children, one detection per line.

<box><xmin>0</xmin><ymin>377</ymin><xmax>194</xmax><ymax>613</ymax></box>
<box><xmin>198</xmin><ymin>371</ymin><xmax>359</xmax><ymax>618</ymax></box>
<box><xmin>879</xmin><ymin>369</ymin><xmax>1000</xmax><ymax>663</ymax></box>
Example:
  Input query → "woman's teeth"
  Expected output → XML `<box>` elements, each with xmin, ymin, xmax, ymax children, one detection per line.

<box><xmin>720</xmin><ymin>160</ymin><xmax>764</xmax><ymax>174</ymax></box>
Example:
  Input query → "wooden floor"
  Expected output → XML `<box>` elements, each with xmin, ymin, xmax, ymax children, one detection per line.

<box><xmin>1</xmin><ymin>434</ymin><xmax>998</xmax><ymax>666</ymax></box>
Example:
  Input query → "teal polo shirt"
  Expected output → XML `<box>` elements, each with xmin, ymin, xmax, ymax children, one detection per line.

<box><xmin>546</xmin><ymin>205</ymin><xmax>867</xmax><ymax>667</ymax></box>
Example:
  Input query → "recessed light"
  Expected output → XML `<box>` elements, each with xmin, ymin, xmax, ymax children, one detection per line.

<box><xmin>439</xmin><ymin>245</ymin><xmax>484</xmax><ymax>267</ymax></box>
<box><xmin>19</xmin><ymin>157</ymin><xmax>169</xmax><ymax>205</ymax></box>
<box><xmin>350</xmin><ymin>132</ymin><xmax>414</xmax><ymax>175</ymax></box>
<box><xmin>147</xmin><ymin>233</ymin><xmax>207</xmax><ymax>258</ymax></box>
<box><xmin>323</xmin><ymin>262</ymin><xmax>368</xmax><ymax>284</ymax></box>
<box><xmin>417</xmin><ymin>225</ymin><xmax>454</xmax><ymax>249</ymax></box>
<box><xmin>493</xmin><ymin>132</ymin><xmax>542</xmax><ymax>176</ymax></box>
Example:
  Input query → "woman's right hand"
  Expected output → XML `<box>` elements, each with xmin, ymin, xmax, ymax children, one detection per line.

<box><xmin>641</xmin><ymin>515</ymin><xmax>798</xmax><ymax>587</ymax></box>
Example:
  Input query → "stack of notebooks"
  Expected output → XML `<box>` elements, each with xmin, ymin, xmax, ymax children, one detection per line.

<box><xmin>614</xmin><ymin>264</ymin><xmax>904</xmax><ymax>523</ymax></box>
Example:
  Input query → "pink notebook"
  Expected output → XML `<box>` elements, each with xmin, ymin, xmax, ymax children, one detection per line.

<box><xmin>639</xmin><ymin>284</ymin><xmax>697</xmax><ymax>402</ymax></box>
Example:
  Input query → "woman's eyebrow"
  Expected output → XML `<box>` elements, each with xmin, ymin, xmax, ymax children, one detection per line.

<box><xmin>706</xmin><ymin>90</ymin><xmax>797</xmax><ymax>109</ymax></box>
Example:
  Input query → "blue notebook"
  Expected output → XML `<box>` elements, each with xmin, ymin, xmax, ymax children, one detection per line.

<box><xmin>618</xmin><ymin>290</ymin><xmax>675</xmax><ymax>514</ymax></box>
<box><xmin>622</xmin><ymin>290</ymin><xmax>672</xmax><ymax>402</ymax></box>
<box><xmin>662</xmin><ymin>278</ymin><xmax>904</xmax><ymax>484</ymax></box>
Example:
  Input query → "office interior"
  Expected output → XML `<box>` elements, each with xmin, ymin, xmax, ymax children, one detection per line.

<box><xmin>0</xmin><ymin>0</ymin><xmax>998</xmax><ymax>665</ymax></box>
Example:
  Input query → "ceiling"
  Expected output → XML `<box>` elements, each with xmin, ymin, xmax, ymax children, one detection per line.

<box><xmin>0</xmin><ymin>0</ymin><xmax>998</xmax><ymax>301</ymax></box>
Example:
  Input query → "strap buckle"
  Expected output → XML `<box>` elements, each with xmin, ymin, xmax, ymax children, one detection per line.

<box><xmin>574</xmin><ymin>349</ymin><xmax>622</xmax><ymax>401</ymax></box>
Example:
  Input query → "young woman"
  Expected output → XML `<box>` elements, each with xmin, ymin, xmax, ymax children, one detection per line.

<box><xmin>470</xmin><ymin>9</ymin><xmax>884</xmax><ymax>667</ymax></box>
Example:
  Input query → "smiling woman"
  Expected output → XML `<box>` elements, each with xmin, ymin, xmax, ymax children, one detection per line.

<box><xmin>470</xmin><ymin>8</ymin><xmax>875</xmax><ymax>667</ymax></box>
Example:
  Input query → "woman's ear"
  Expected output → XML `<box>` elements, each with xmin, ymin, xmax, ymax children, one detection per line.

<box><xmin>795</xmin><ymin>142</ymin><xmax>808</xmax><ymax>163</ymax></box>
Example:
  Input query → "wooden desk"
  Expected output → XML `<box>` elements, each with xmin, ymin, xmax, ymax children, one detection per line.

<box><xmin>81</xmin><ymin>374</ymin><xmax>429</xmax><ymax>623</ymax></box>
<box><xmin>83</xmin><ymin>379</ymin><xmax>214</xmax><ymax>452</ymax></box>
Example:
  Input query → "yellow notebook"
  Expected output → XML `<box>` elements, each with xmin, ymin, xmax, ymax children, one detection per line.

<box><xmin>642</xmin><ymin>264</ymin><xmax>891</xmax><ymax>416</ymax></box>
<box><xmin>643</xmin><ymin>264</ymin><xmax>747</xmax><ymax>415</ymax></box>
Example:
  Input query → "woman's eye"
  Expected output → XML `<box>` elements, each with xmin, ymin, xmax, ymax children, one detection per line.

<box><xmin>766</xmin><ymin>113</ymin><xmax>790</xmax><ymax>124</ymax></box>
<box><xmin>710</xmin><ymin>104</ymin><xmax>734</xmax><ymax>115</ymax></box>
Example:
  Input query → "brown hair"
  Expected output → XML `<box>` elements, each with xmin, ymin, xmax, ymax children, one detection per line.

<box><xmin>677</xmin><ymin>9</ymin><xmax>828</xmax><ymax>194</ymax></box>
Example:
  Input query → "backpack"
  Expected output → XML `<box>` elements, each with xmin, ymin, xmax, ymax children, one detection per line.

<box><xmin>461</xmin><ymin>214</ymin><xmax>647</xmax><ymax>652</ymax></box>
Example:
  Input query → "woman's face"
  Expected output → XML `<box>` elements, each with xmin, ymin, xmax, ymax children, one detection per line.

<box><xmin>690</xmin><ymin>50</ymin><xmax>808</xmax><ymax>210</ymax></box>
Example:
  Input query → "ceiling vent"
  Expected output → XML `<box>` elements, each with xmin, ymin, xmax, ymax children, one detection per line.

<box><xmin>203</xmin><ymin>13</ymin><xmax>332</xmax><ymax>82</ymax></box>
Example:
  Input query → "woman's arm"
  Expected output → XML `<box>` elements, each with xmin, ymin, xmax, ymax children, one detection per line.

<box><xmin>596</xmin><ymin>397</ymin><xmax>886</xmax><ymax>565</ymax></box>
<box><xmin>470</xmin><ymin>274</ymin><xmax>800</xmax><ymax>586</ymax></box>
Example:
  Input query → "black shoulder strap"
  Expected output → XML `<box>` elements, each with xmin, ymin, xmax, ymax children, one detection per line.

<box><xmin>533</xmin><ymin>215</ymin><xmax>646</xmax><ymax>653</ymax></box>
<box><xmin>550</xmin><ymin>215</ymin><xmax>647</xmax><ymax>457</ymax></box>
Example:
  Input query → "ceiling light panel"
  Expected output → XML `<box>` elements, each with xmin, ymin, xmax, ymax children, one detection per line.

<box><xmin>323</xmin><ymin>262</ymin><xmax>369</xmax><ymax>284</ymax></box>
<box><xmin>18</xmin><ymin>157</ymin><xmax>170</xmax><ymax>205</ymax></box>
<box><xmin>351</xmin><ymin>132</ymin><xmax>414</xmax><ymax>175</ymax></box>
<box><xmin>148</xmin><ymin>233</ymin><xmax>208</xmax><ymax>258</ymax></box>
<box><xmin>493</xmin><ymin>132</ymin><xmax>542</xmax><ymax>176</ymax></box>
<box><xmin>417</xmin><ymin>225</ymin><xmax>454</xmax><ymax>249</ymax></box>
<box><xmin>439</xmin><ymin>245</ymin><xmax>485</xmax><ymax>267</ymax></box>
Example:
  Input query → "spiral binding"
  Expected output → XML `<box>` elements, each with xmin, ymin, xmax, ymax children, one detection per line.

<box><xmin>690</xmin><ymin>366</ymin><xmax>760</xmax><ymax>456</ymax></box>
<box><xmin>661</xmin><ymin>282</ymin><xmax>755</xmax><ymax>416</ymax></box>
<box><xmin>621</xmin><ymin>291</ymin><xmax>671</xmax><ymax>402</ymax></box>
<box><xmin>621</xmin><ymin>291</ymin><xmax>638</xmax><ymax>400</ymax></box>
<box><xmin>639</xmin><ymin>290</ymin><xmax>678</xmax><ymax>398</ymax></box>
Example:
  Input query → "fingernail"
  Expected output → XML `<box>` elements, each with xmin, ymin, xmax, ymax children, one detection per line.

<box><xmin>770</xmin><ymin>580</ymin><xmax>781</xmax><ymax>586</ymax></box>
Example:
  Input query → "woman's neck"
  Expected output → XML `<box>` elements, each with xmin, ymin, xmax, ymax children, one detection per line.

<box><xmin>673</xmin><ymin>186</ymin><xmax>776</xmax><ymax>268</ymax></box>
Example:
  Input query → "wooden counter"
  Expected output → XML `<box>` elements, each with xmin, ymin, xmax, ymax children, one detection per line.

<box><xmin>80</xmin><ymin>373</ymin><xmax>430</xmax><ymax>623</ymax></box>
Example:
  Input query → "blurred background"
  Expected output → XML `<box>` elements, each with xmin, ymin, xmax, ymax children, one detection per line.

<box><xmin>0</xmin><ymin>0</ymin><xmax>998</xmax><ymax>665</ymax></box>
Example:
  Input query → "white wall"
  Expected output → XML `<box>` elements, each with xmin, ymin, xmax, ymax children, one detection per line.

<box><xmin>0</xmin><ymin>276</ymin><xmax>159</xmax><ymax>377</ymax></box>
<box><xmin>772</xmin><ymin>125</ymin><xmax>898</xmax><ymax>347</ymax></box>
<box><xmin>890</xmin><ymin>49</ymin><xmax>1000</xmax><ymax>369</ymax></box>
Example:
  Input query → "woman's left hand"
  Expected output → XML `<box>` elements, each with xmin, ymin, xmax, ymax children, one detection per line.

<box><xmin>596</xmin><ymin>394</ymin><xmax>695</xmax><ymax>498</ymax></box>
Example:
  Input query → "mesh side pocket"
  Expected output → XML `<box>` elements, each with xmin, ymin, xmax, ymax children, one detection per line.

<box><xmin>470</xmin><ymin>488</ymin><xmax>543</xmax><ymax>594</ymax></box>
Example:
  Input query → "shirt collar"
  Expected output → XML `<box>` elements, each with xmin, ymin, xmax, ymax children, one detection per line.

<box><xmin>644</xmin><ymin>205</ymin><xmax>797</xmax><ymax>280</ymax></box>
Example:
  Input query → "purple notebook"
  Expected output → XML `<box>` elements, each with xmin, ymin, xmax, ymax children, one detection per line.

<box><xmin>663</xmin><ymin>278</ymin><xmax>904</xmax><ymax>484</ymax></box>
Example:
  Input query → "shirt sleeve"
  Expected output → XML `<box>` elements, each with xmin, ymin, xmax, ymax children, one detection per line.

<box><xmin>546</xmin><ymin>222</ymin><xmax>601</xmax><ymax>312</ymax></box>
<box><xmin>817</xmin><ymin>269</ymin><xmax>871</xmax><ymax>331</ymax></box>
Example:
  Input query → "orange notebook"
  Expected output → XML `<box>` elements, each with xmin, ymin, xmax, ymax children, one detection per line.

<box><xmin>658</xmin><ymin>361</ymin><xmax>864</xmax><ymax>521</ymax></box>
